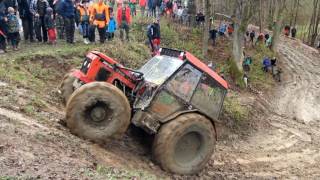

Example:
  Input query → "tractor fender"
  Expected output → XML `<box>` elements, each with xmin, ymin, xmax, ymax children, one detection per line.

<box><xmin>161</xmin><ymin>110</ymin><xmax>218</xmax><ymax>140</ymax></box>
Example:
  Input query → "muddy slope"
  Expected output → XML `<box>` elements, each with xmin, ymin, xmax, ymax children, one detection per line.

<box><xmin>207</xmin><ymin>36</ymin><xmax>320</xmax><ymax>179</ymax></box>
<box><xmin>1</xmin><ymin>35</ymin><xmax>320</xmax><ymax>179</ymax></box>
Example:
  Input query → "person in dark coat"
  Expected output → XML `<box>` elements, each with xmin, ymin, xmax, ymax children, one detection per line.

<box><xmin>209</xmin><ymin>28</ymin><xmax>217</xmax><ymax>46</ymax></box>
<box><xmin>147</xmin><ymin>18</ymin><xmax>160</xmax><ymax>53</ymax></box>
<box><xmin>147</xmin><ymin>0</ymin><xmax>155</xmax><ymax>17</ymax></box>
<box><xmin>30</xmin><ymin>0</ymin><xmax>49</xmax><ymax>42</ymax></box>
<box><xmin>56</xmin><ymin>0</ymin><xmax>75</xmax><ymax>43</ymax></box>
<box><xmin>155</xmin><ymin>0</ymin><xmax>161</xmax><ymax>16</ymax></box>
<box><xmin>18</xmin><ymin>0</ymin><xmax>34</xmax><ymax>42</ymax></box>
<box><xmin>291</xmin><ymin>27</ymin><xmax>297</xmax><ymax>38</ymax></box>
<box><xmin>0</xmin><ymin>0</ymin><xmax>7</xmax><ymax>53</ymax></box>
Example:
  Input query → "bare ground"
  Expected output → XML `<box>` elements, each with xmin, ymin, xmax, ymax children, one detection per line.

<box><xmin>1</xmin><ymin>36</ymin><xmax>320</xmax><ymax>179</ymax></box>
<box><xmin>208</xmin><ymin>36</ymin><xmax>320</xmax><ymax>179</ymax></box>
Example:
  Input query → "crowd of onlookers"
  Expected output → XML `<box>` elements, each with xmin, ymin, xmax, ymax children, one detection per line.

<box><xmin>0</xmin><ymin>0</ymin><xmax>185</xmax><ymax>54</ymax></box>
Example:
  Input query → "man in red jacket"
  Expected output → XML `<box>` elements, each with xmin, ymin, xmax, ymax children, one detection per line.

<box><xmin>117</xmin><ymin>1</ymin><xmax>131</xmax><ymax>41</ymax></box>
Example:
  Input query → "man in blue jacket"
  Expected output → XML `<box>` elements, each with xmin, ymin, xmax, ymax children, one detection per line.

<box><xmin>56</xmin><ymin>0</ymin><xmax>75</xmax><ymax>43</ymax></box>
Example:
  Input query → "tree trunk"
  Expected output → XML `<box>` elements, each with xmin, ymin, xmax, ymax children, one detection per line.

<box><xmin>202</xmin><ymin>0</ymin><xmax>210</xmax><ymax>57</ymax></box>
<box><xmin>259</xmin><ymin>0</ymin><xmax>263</xmax><ymax>32</ymax></box>
<box><xmin>272</xmin><ymin>0</ymin><xmax>286</xmax><ymax>52</ymax></box>
<box><xmin>293</xmin><ymin>0</ymin><xmax>300</xmax><ymax>27</ymax></box>
<box><xmin>307</xmin><ymin>0</ymin><xmax>320</xmax><ymax>46</ymax></box>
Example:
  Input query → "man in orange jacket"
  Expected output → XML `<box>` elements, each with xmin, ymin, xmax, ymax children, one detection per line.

<box><xmin>117</xmin><ymin>1</ymin><xmax>131</xmax><ymax>41</ymax></box>
<box><xmin>90</xmin><ymin>0</ymin><xmax>110</xmax><ymax>43</ymax></box>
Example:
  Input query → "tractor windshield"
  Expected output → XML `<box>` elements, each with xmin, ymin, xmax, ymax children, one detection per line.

<box><xmin>139</xmin><ymin>55</ymin><xmax>183</xmax><ymax>85</ymax></box>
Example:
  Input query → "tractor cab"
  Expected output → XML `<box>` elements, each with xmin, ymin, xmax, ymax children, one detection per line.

<box><xmin>132</xmin><ymin>48</ymin><xmax>228</xmax><ymax>134</ymax></box>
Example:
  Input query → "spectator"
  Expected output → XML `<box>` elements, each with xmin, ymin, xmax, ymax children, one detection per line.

<box><xmin>90</xmin><ymin>0</ymin><xmax>109</xmax><ymax>43</ymax></box>
<box><xmin>75</xmin><ymin>1</ymin><xmax>81</xmax><ymax>29</ymax></box>
<box><xmin>266</xmin><ymin>36</ymin><xmax>272</xmax><ymax>49</ymax></box>
<box><xmin>129</xmin><ymin>0</ymin><xmax>136</xmax><ymax>16</ymax></box>
<box><xmin>30</xmin><ymin>0</ymin><xmax>49</xmax><ymax>42</ymax></box>
<box><xmin>18</xmin><ymin>0</ymin><xmax>34</xmax><ymax>42</ymax></box>
<box><xmin>56</xmin><ymin>0</ymin><xmax>75</xmax><ymax>43</ymax></box>
<box><xmin>195</xmin><ymin>11</ymin><xmax>204</xmax><ymax>26</ymax></box>
<box><xmin>227</xmin><ymin>24</ymin><xmax>234</xmax><ymax>36</ymax></box>
<box><xmin>181</xmin><ymin>6</ymin><xmax>188</xmax><ymax>25</ymax></box>
<box><xmin>271</xmin><ymin>57</ymin><xmax>277</xmax><ymax>67</ymax></box>
<box><xmin>109</xmin><ymin>0</ymin><xmax>115</xmax><ymax>9</ymax></box>
<box><xmin>139</xmin><ymin>0</ymin><xmax>146</xmax><ymax>16</ymax></box>
<box><xmin>218</xmin><ymin>23</ymin><xmax>226</xmax><ymax>36</ymax></box>
<box><xmin>249</xmin><ymin>30</ymin><xmax>255</xmax><ymax>44</ymax></box>
<box><xmin>117</xmin><ymin>1</ymin><xmax>131</xmax><ymax>41</ymax></box>
<box><xmin>54</xmin><ymin>0</ymin><xmax>65</xmax><ymax>39</ymax></box>
<box><xmin>0</xmin><ymin>0</ymin><xmax>7</xmax><ymax>54</ymax></box>
<box><xmin>147</xmin><ymin>0</ymin><xmax>153</xmax><ymax>17</ymax></box>
<box><xmin>116</xmin><ymin>0</ymin><xmax>122</xmax><ymax>6</ymax></box>
<box><xmin>264</xmin><ymin>33</ymin><xmax>269</xmax><ymax>43</ymax></box>
<box><xmin>262</xmin><ymin>57</ymin><xmax>271</xmax><ymax>72</ymax></box>
<box><xmin>291</xmin><ymin>27</ymin><xmax>297</xmax><ymax>38</ymax></box>
<box><xmin>154</xmin><ymin>0</ymin><xmax>161</xmax><ymax>16</ymax></box>
<box><xmin>284</xmin><ymin>25</ymin><xmax>290</xmax><ymax>36</ymax></box>
<box><xmin>147</xmin><ymin>18</ymin><xmax>160</xmax><ymax>53</ymax></box>
<box><xmin>44</xmin><ymin>7</ymin><xmax>56</xmax><ymax>44</ymax></box>
<box><xmin>107</xmin><ymin>12</ymin><xmax>116</xmax><ymax>41</ymax></box>
<box><xmin>243</xmin><ymin>56</ymin><xmax>252</xmax><ymax>72</ymax></box>
<box><xmin>6</xmin><ymin>7</ymin><xmax>20</xmax><ymax>50</ymax></box>
<box><xmin>78</xmin><ymin>0</ymin><xmax>90</xmax><ymax>44</ymax></box>
<box><xmin>159</xmin><ymin>0</ymin><xmax>165</xmax><ymax>15</ymax></box>
<box><xmin>165</xmin><ymin>0</ymin><xmax>172</xmax><ymax>17</ymax></box>
<box><xmin>209</xmin><ymin>28</ymin><xmax>217</xmax><ymax>46</ymax></box>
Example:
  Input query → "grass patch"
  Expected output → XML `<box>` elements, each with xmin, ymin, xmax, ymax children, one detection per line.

<box><xmin>83</xmin><ymin>165</ymin><xmax>158</xmax><ymax>180</ymax></box>
<box><xmin>223</xmin><ymin>95</ymin><xmax>249</xmax><ymax>123</ymax></box>
<box><xmin>248</xmin><ymin>44</ymin><xmax>276</xmax><ymax>90</ymax></box>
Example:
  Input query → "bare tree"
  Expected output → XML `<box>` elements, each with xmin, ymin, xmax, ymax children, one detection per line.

<box><xmin>307</xmin><ymin>0</ymin><xmax>320</xmax><ymax>46</ymax></box>
<box><xmin>231</xmin><ymin>0</ymin><xmax>257</xmax><ymax>70</ymax></box>
<box><xmin>272</xmin><ymin>0</ymin><xmax>287</xmax><ymax>52</ymax></box>
<box><xmin>202</xmin><ymin>0</ymin><xmax>213</xmax><ymax>57</ymax></box>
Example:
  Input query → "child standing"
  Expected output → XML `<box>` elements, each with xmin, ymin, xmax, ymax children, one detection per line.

<box><xmin>44</xmin><ymin>7</ymin><xmax>56</xmax><ymax>44</ymax></box>
<box><xmin>7</xmin><ymin>7</ymin><xmax>20</xmax><ymax>51</ymax></box>
<box><xmin>107</xmin><ymin>13</ymin><xmax>116</xmax><ymax>41</ymax></box>
<box><xmin>78</xmin><ymin>0</ymin><xmax>90</xmax><ymax>44</ymax></box>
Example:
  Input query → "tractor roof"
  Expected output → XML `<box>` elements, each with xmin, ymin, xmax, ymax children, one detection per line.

<box><xmin>159</xmin><ymin>48</ymin><xmax>229</xmax><ymax>89</ymax></box>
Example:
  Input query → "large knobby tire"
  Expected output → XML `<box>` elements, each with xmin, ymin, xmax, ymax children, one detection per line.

<box><xmin>60</xmin><ymin>70</ymin><xmax>76</xmax><ymax>105</ymax></box>
<box><xmin>152</xmin><ymin>113</ymin><xmax>215</xmax><ymax>175</ymax></box>
<box><xmin>66</xmin><ymin>82</ymin><xmax>131</xmax><ymax>142</ymax></box>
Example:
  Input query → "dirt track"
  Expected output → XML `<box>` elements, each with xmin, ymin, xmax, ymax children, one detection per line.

<box><xmin>210</xmin><ymin>36</ymin><xmax>320</xmax><ymax>179</ymax></box>
<box><xmin>1</xmin><ymin>36</ymin><xmax>320</xmax><ymax>179</ymax></box>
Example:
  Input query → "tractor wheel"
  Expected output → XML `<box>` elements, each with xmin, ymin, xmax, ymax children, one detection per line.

<box><xmin>60</xmin><ymin>70</ymin><xmax>76</xmax><ymax>105</ymax></box>
<box><xmin>152</xmin><ymin>113</ymin><xmax>215</xmax><ymax>175</ymax></box>
<box><xmin>66</xmin><ymin>82</ymin><xmax>131</xmax><ymax>142</ymax></box>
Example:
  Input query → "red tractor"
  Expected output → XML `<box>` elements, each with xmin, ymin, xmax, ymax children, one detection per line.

<box><xmin>60</xmin><ymin>48</ymin><xmax>228</xmax><ymax>175</ymax></box>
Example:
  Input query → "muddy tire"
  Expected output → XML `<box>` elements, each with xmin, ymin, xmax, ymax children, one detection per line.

<box><xmin>60</xmin><ymin>70</ymin><xmax>76</xmax><ymax>105</ymax></box>
<box><xmin>66</xmin><ymin>82</ymin><xmax>131</xmax><ymax>142</ymax></box>
<box><xmin>152</xmin><ymin>113</ymin><xmax>215</xmax><ymax>175</ymax></box>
